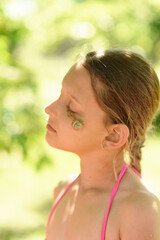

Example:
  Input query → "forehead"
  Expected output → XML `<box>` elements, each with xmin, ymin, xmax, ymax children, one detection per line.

<box><xmin>62</xmin><ymin>64</ymin><xmax>90</xmax><ymax>89</ymax></box>
<box><xmin>62</xmin><ymin>63</ymin><xmax>96</xmax><ymax>103</ymax></box>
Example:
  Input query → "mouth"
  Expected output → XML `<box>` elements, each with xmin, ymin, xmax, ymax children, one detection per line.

<box><xmin>46</xmin><ymin>123</ymin><xmax>56</xmax><ymax>132</ymax></box>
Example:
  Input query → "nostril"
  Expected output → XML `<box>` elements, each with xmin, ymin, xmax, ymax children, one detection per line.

<box><xmin>44</xmin><ymin>98</ymin><xmax>59</xmax><ymax>118</ymax></box>
<box><xmin>44</xmin><ymin>104</ymin><xmax>50</xmax><ymax>114</ymax></box>
<box><xmin>44</xmin><ymin>107</ymin><xmax>48</xmax><ymax>114</ymax></box>
<box><xmin>45</xmin><ymin>107</ymin><xmax>48</xmax><ymax>114</ymax></box>
<box><xmin>44</xmin><ymin>111</ymin><xmax>49</xmax><ymax>117</ymax></box>
<box><xmin>44</xmin><ymin>103</ymin><xmax>57</xmax><ymax>118</ymax></box>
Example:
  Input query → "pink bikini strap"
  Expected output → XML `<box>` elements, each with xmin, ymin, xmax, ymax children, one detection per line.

<box><xmin>46</xmin><ymin>164</ymin><xmax>141</xmax><ymax>240</ymax></box>
<box><xmin>46</xmin><ymin>174</ymin><xmax>79</xmax><ymax>231</ymax></box>
<box><xmin>101</xmin><ymin>162</ymin><xmax>128</xmax><ymax>240</ymax></box>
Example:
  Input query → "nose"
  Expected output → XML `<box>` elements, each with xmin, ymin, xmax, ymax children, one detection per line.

<box><xmin>44</xmin><ymin>99</ymin><xmax>58</xmax><ymax>117</ymax></box>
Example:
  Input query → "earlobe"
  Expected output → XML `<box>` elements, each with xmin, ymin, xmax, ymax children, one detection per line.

<box><xmin>102</xmin><ymin>124</ymin><xmax>129</xmax><ymax>150</ymax></box>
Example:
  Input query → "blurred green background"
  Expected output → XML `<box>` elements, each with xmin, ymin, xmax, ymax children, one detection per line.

<box><xmin>0</xmin><ymin>0</ymin><xmax>160</xmax><ymax>239</ymax></box>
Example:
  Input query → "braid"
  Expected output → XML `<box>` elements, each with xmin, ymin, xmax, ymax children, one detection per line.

<box><xmin>130</xmin><ymin>142</ymin><xmax>144</xmax><ymax>174</ymax></box>
<box><xmin>129</xmin><ymin>130</ymin><xmax>146</xmax><ymax>175</ymax></box>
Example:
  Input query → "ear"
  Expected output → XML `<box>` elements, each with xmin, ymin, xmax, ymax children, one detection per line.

<box><xmin>102</xmin><ymin>124</ymin><xmax>129</xmax><ymax>150</ymax></box>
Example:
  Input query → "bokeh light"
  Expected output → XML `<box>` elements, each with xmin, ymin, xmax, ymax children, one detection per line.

<box><xmin>0</xmin><ymin>0</ymin><xmax>160</xmax><ymax>239</ymax></box>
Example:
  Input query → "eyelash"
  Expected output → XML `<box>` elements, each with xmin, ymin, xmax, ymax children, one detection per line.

<box><xmin>59</xmin><ymin>93</ymin><xmax>76</xmax><ymax>116</ymax></box>
<box><xmin>67</xmin><ymin>105</ymin><xmax>76</xmax><ymax>115</ymax></box>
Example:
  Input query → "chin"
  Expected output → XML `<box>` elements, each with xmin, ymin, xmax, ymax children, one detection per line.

<box><xmin>45</xmin><ymin>133</ymin><xmax>58</xmax><ymax>148</ymax></box>
<box><xmin>45</xmin><ymin>136</ymin><xmax>78</xmax><ymax>154</ymax></box>
<box><xmin>45</xmin><ymin>133</ymin><xmax>67</xmax><ymax>150</ymax></box>
<box><xmin>45</xmin><ymin>132</ymin><xmax>83</xmax><ymax>154</ymax></box>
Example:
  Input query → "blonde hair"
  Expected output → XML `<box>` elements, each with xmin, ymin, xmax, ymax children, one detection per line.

<box><xmin>82</xmin><ymin>49</ymin><xmax>160</xmax><ymax>174</ymax></box>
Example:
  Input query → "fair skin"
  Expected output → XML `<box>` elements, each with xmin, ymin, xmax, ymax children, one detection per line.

<box><xmin>45</xmin><ymin>63</ymin><xmax>160</xmax><ymax>240</ymax></box>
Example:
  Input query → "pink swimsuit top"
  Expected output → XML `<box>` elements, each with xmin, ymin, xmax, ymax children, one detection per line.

<box><xmin>45</xmin><ymin>162</ymin><xmax>141</xmax><ymax>240</ymax></box>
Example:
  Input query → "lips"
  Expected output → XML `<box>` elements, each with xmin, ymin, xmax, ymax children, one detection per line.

<box><xmin>46</xmin><ymin>123</ymin><xmax>56</xmax><ymax>132</ymax></box>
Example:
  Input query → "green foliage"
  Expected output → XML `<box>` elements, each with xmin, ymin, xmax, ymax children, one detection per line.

<box><xmin>0</xmin><ymin>5</ymin><xmax>51</xmax><ymax>169</ymax></box>
<box><xmin>1</xmin><ymin>1</ymin><xmax>160</xmax><ymax>239</ymax></box>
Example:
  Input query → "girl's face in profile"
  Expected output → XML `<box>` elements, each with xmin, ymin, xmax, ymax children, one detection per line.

<box><xmin>45</xmin><ymin>63</ymin><xmax>109</xmax><ymax>156</ymax></box>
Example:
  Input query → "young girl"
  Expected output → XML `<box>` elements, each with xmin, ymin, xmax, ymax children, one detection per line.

<box><xmin>44</xmin><ymin>49</ymin><xmax>160</xmax><ymax>240</ymax></box>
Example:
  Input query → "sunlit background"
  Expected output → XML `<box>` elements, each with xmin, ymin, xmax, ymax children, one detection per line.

<box><xmin>0</xmin><ymin>0</ymin><xmax>160</xmax><ymax>239</ymax></box>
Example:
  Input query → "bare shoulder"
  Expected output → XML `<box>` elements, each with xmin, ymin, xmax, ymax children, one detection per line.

<box><xmin>120</xmin><ymin>189</ymin><xmax>160</xmax><ymax>240</ymax></box>
<box><xmin>53</xmin><ymin>173</ymin><xmax>79</xmax><ymax>204</ymax></box>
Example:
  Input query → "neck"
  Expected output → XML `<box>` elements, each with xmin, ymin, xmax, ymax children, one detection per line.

<box><xmin>77</xmin><ymin>150</ymin><xmax>125</xmax><ymax>193</ymax></box>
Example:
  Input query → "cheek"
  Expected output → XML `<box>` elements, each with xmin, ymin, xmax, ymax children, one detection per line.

<box><xmin>58</xmin><ymin>116</ymin><xmax>75</xmax><ymax>139</ymax></box>
<box><xmin>81</xmin><ymin>119</ymin><xmax>105</xmax><ymax>145</ymax></box>
<box><xmin>58</xmin><ymin>115</ymin><xmax>83</xmax><ymax>141</ymax></box>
